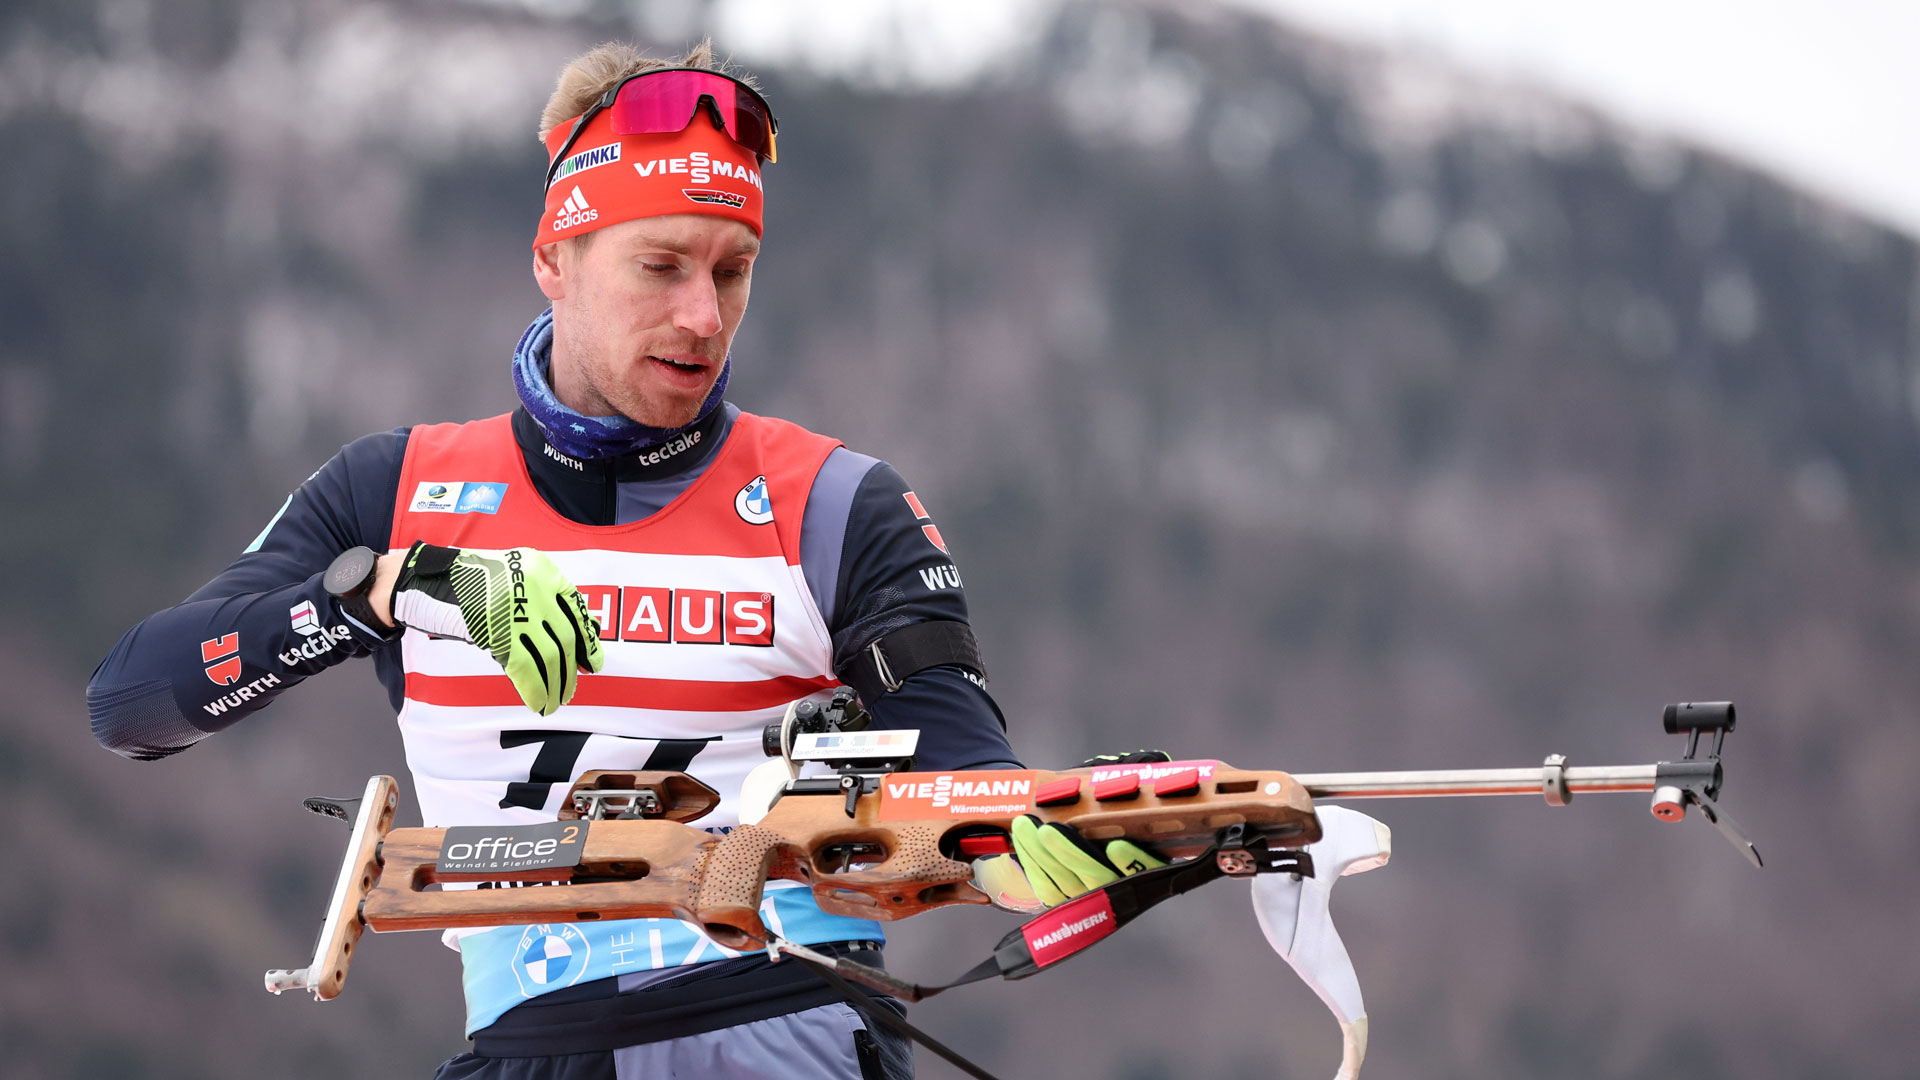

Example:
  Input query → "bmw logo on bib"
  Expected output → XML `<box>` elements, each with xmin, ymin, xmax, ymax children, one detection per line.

<box><xmin>735</xmin><ymin>475</ymin><xmax>773</xmax><ymax>525</ymax></box>
<box><xmin>512</xmin><ymin>923</ymin><xmax>590</xmax><ymax>996</ymax></box>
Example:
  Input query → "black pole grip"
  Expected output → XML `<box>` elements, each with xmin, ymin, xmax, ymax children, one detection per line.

<box><xmin>1663</xmin><ymin>701</ymin><xmax>1735</xmax><ymax>733</ymax></box>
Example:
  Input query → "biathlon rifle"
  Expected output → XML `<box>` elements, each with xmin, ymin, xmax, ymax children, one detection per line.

<box><xmin>265</xmin><ymin>699</ymin><xmax>1758</xmax><ymax>1080</ymax></box>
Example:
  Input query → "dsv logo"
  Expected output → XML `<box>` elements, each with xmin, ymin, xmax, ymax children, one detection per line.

<box><xmin>200</xmin><ymin>634</ymin><xmax>242</xmax><ymax>685</ymax></box>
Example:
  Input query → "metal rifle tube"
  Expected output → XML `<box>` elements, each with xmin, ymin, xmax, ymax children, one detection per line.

<box><xmin>1292</xmin><ymin>764</ymin><xmax>1662</xmax><ymax>800</ymax></box>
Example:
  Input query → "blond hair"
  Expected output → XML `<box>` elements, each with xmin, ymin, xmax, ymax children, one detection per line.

<box><xmin>538</xmin><ymin>40</ymin><xmax>761</xmax><ymax>142</ymax></box>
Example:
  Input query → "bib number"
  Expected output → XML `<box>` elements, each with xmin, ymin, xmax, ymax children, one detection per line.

<box><xmin>498</xmin><ymin>731</ymin><xmax>719</xmax><ymax>810</ymax></box>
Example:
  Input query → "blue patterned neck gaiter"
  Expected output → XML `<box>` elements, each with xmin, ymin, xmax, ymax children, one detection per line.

<box><xmin>511</xmin><ymin>308</ymin><xmax>730</xmax><ymax>461</ymax></box>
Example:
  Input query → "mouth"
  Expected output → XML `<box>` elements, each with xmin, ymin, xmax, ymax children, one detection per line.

<box><xmin>647</xmin><ymin>354</ymin><xmax>713</xmax><ymax>388</ymax></box>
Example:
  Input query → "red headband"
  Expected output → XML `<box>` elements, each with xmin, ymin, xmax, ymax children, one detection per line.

<box><xmin>535</xmin><ymin>111</ymin><xmax>765</xmax><ymax>248</ymax></box>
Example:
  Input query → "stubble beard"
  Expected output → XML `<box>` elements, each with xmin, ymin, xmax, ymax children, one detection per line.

<box><xmin>550</xmin><ymin>301</ymin><xmax>726</xmax><ymax>429</ymax></box>
<box><xmin>577</xmin><ymin>346</ymin><xmax>718</xmax><ymax>429</ymax></box>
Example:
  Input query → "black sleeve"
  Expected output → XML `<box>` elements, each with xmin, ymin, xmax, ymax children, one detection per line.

<box><xmin>86</xmin><ymin>429</ymin><xmax>410</xmax><ymax>759</ymax></box>
<box><xmin>827</xmin><ymin>462</ymin><xmax>1020</xmax><ymax>771</ymax></box>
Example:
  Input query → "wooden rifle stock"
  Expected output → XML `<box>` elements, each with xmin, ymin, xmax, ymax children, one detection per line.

<box><xmin>365</xmin><ymin>765</ymin><xmax>1317</xmax><ymax>941</ymax></box>
<box><xmin>364</xmin><ymin>820</ymin><xmax>716</xmax><ymax>931</ymax></box>
<box><xmin>274</xmin><ymin>762</ymin><xmax>1318</xmax><ymax>997</ymax></box>
<box><xmin>269</xmin><ymin>703</ymin><xmax>1754</xmax><ymax>1016</ymax></box>
<box><xmin>696</xmin><ymin>764</ymin><xmax>1317</xmax><ymax>946</ymax></box>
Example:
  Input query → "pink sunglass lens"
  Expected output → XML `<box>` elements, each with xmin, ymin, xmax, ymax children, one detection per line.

<box><xmin>609</xmin><ymin>72</ymin><xmax>743</xmax><ymax>141</ymax></box>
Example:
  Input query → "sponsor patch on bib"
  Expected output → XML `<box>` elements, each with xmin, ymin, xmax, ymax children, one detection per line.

<box><xmin>735</xmin><ymin>475</ymin><xmax>773</xmax><ymax>524</ymax></box>
<box><xmin>411</xmin><ymin>481</ymin><xmax>509</xmax><ymax>514</ymax></box>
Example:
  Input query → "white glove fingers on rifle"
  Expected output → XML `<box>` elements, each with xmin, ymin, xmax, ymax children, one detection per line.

<box><xmin>390</xmin><ymin>542</ymin><xmax>605</xmax><ymax>715</ymax></box>
<box><xmin>1250</xmin><ymin>805</ymin><xmax>1392</xmax><ymax>1080</ymax></box>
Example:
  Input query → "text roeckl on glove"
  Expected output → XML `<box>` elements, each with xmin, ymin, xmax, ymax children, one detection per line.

<box><xmin>389</xmin><ymin>541</ymin><xmax>604</xmax><ymax>715</ymax></box>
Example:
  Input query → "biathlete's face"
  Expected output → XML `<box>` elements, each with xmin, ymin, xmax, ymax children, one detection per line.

<box><xmin>535</xmin><ymin>213</ymin><xmax>759</xmax><ymax>429</ymax></box>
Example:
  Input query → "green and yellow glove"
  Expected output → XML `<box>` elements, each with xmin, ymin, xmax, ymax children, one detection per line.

<box><xmin>390</xmin><ymin>542</ymin><xmax>604</xmax><ymax>715</ymax></box>
<box><xmin>1008</xmin><ymin>816</ymin><xmax>1166</xmax><ymax>907</ymax></box>
<box><xmin>974</xmin><ymin>750</ymin><xmax>1173</xmax><ymax>912</ymax></box>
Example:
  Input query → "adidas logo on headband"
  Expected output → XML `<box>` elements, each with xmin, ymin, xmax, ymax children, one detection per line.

<box><xmin>553</xmin><ymin>186</ymin><xmax>598</xmax><ymax>232</ymax></box>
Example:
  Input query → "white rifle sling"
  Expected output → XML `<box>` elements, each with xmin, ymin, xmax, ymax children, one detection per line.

<box><xmin>1250</xmin><ymin>805</ymin><xmax>1392</xmax><ymax>1080</ymax></box>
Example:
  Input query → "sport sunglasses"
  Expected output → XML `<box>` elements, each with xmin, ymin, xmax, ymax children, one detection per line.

<box><xmin>543</xmin><ymin>67</ymin><xmax>779</xmax><ymax>190</ymax></box>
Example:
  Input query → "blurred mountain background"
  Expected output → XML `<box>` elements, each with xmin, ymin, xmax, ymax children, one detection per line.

<box><xmin>3</xmin><ymin>0</ymin><xmax>1917</xmax><ymax>1076</ymax></box>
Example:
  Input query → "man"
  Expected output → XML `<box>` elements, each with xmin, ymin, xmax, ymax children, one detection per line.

<box><xmin>88</xmin><ymin>41</ymin><xmax>1053</xmax><ymax>1079</ymax></box>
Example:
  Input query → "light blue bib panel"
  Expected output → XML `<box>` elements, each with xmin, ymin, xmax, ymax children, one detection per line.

<box><xmin>456</xmin><ymin>882</ymin><xmax>882</xmax><ymax>1034</ymax></box>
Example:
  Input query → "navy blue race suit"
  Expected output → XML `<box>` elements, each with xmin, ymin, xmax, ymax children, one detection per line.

<box><xmin>88</xmin><ymin>400</ymin><xmax>1016</xmax><ymax>1071</ymax></box>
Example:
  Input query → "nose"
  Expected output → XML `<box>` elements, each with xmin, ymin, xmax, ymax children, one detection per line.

<box><xmin>670</xmin><ymin>274</ymin><xmax>723</xmax><ymax>339</ymax></box>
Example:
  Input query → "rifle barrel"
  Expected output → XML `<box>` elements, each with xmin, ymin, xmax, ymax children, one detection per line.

<box><xmin>1293</xmin><ymin>764</ymin><xmax>1660</xmax><ymax>800</ymax></box>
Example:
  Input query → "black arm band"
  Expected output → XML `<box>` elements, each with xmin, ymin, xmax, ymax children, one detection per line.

<box><xmin>844</xmin><ymin>620</ymin><xmax>987</xmax><ymax>706</ymax></box>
